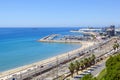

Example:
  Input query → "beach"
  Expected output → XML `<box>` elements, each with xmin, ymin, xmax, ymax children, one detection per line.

<box><xmin>0</xmin><ymin>40</ymin><xmax>94</xmax><ymax>80</ymax></box>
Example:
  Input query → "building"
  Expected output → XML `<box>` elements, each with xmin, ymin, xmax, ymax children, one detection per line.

<box><xmin>106</xmin><ymin>25</ymin><xmax>115</xmax><ymax>37</ymax></box>
<box><xmin>116</xmin><ymin>29</ymin><xmax>120</xmax><ymax>36</ymax></box>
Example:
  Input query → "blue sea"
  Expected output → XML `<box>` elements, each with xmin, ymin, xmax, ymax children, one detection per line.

<box><xmin>0</xmin><ymin>27</ymin><xmax>82</xmax><ymax>72</ymax></box>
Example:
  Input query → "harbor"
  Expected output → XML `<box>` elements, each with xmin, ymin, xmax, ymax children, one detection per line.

<box><xmin>38</xmin><ymin>34</ymin><xmax>93</xmax><ymax>43</ymax></box>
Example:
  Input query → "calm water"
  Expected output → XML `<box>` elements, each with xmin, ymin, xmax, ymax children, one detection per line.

<box><xmin>0</xmin><ymin>27</ymin><xmax>82</xmax><ymax>72</ymax></box>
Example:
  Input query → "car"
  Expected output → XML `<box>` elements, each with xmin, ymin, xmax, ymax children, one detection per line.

<box><xmin>74</xmin><ymin>75</ymin><xmax>84</xmax><ymax>80</ymax></box>
<box><xmin>91</xmin><ymin>66</ymin><xmax>98</xmax><ymax>69</ymax></box>
<box><xmin>83</xmin><ymin>71</ymin><xmax>91</xmax><ymax>74</ymax></box>
<box><xmin>44</xmin><ymin>77</ymin><xmax>53</xmax><ymax>80</ymax></box>
<box><xmin>80</xmin><ymin>72</ymin><xmax>90</xmax><ymax>75</ymax></box>
<box><xmin>74</xmin><ymin>75</ymin><xmax>83</xmax><ymax>78</ymax></box>
<box><xmin>87</xmin><ymin>68</ymin><xmax>94</xmax><ymax>71</ymax></box>
<box><xmin>95</xmin><ymin>64</ymin><xmax>100</xmax><ymax>67</ymax></box>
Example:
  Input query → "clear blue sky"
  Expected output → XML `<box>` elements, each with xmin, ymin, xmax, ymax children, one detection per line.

<box><xmin>0</xmin><ymin>0</ymin><xmax>120</xmax><ymax>27</ymax></box>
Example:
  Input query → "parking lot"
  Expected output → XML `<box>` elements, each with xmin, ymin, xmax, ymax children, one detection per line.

<box><xmin>73</xmin><ymin>60</ymin><xmax>105</xmax><ymax>80</ymax></box>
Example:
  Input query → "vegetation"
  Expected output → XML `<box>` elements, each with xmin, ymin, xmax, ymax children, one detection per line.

<box><xmin>80</xmin><ymin>60</ymin><xmax>84</xmax><ymax>70</ymax></box>
<box><xmin>113</xmin><ymin>43</ymin><xmax>119</xmax><ymax>50</ymax></box>
<box><xmin>81</xmin><ymin>74</ymin><xmax>97</xmax><ymax>80</ymax></box>
<box><xmin>75</xmin><ymin>60</ymin><xmax>80</xmax><ymax>74</ymax></box>
<box><xmin>68</xmin><ymin>40</ymin><xmax>120</xmax><ymax>80</ymax></box>
<box><xmin>97</xmin><ymin>69</ymin><xmax>106</xmax><ymax>80</ymax></box>
<box><xmin>68</xmin><ymin>62</ymin><xmax>75</xmax><ymax>77</ymax></box>
<box><xmin>79</xmin><ymin>52</ymin><xmax>120</xmax><ymax>80</ymax></box>
<box><xmin>91</xmin><ymin>34</ymin><xmax>96</xmax><ymax>39</ymax></box>
<box><xmin>105</xmin><ymin>54</ymin><xmax>120</xmax><ymax>80</ymax></box>
<box><xmin>68</xmin><ymin>54</ymin><xmax>96</xmax><ymax>77</ymax></box>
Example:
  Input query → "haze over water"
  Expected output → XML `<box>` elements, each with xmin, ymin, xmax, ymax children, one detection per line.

<box><xmin>0</xmin><ymin>27</ymin><xmax>82</xmax><ymax>72</ymax></box>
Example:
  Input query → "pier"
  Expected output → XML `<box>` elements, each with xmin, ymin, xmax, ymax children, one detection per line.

<box><xmin>40</xmin><ymin>34</ymin><xmax>59</xmax><ymax>40</ymax></box>
<box><xmin>39</xmin><ymin>39</ymin><xmax>82</xmax><ymax>43</ymax></box>
<box><xmin>39</xmin><ymin>34</ymin><xmax>84</xmax><ymax>43</ymax></box>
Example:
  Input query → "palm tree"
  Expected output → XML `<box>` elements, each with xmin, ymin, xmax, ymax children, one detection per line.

<box><xmin>80</xmin><ymin>60</ymin><xmax>84</xmax><ymax>70</ymax></box>
<box><xmin>68</xmin><ymin>62</ymin><xmax>75</xmax><ymax>77</ymax></box>
<box><xmin>74</xmin><ymin>60</ymin><xmax>80</xmax><ymax>74</ymax></box>
<box><xmin>84</xmin><ymin>58</ymin><xmax>89</xmax><ymax>68</ymax></box>
<box><xmin>113</xmin><ymin>43</ymin><xmax>119</xmax><ymax>50</ymax></box>
<box><xmin>91</xmin><ymin>54</ymin><xmax>96</xmax><ymax>64</ymax></box>
<box><xmin>113</xmin><ymin>44</ymin><xmax>117</xmax><ymax>50</ymax></box>
<box><xmin>116</xmin><ymin>43</ymin><xmax>119</xmax><ymax>49</ymax></box>
<box><xmin>88</xmin><ymin>57</ymin><xmax>92</xmax><ymax>66</ymax></box>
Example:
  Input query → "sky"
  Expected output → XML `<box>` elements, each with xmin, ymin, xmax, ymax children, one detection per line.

<box><xmin>0</xmin><ymin>0</ymin><xmax>120</xmax><ymax>27</ymax></box>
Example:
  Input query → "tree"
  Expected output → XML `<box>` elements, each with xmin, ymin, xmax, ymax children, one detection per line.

<box><xmin>75</xmin><ymin>60</ymin><xmax>80</xmax><ymax>74</ymax></box>
<box><xmin>113</xmin><ymin>43</ymin><xmax>119</xmax><ymax>51</ymax></box>
<box><xmin>116</xmin><ymin>43</ymin><xmax>119</xmax><ymax>49</ymax></box>
<box><xmin>91</xmin><ymin>34</ymin><xmax>96</xmax><ymax>39</ymax></box>
<box><xmin>81</xmin><ymin>74</ymin><xmax>95</xmax><ymax>80</ymax></box>
<box><xmin>81</xmin><ymin>74</ymin><xmax>98</xmax><ymax>80</ymax></box>
<box><xmin>104</xmin><ymin>53</ymin><xmax>120</xmax><ymax>80</ymax></box>
<box><xmin>84</xmin><ymin>58</ymin><xmax>89</xmax><ymax>68</ymax></box>
<box><xmin>113</xmin><ymin>44</ymin><xmax>117</xmax><ymax>50</ymax></box>
<box><xmin>91</xmin><ymin>54</ymin><xmax>96</xmax><ymax>64</ymax></box>
<box><xmin>80</xmin><ymin>60</ymin><xmax>84</xmax><ymax>70</ymax></box>
<box><xmin>92</xmin><ymin>77</ymin><xmax>98</xmax><ymax>80</ymax></box>
<box><xmin>88</xmin><ymin>57</ymin><xmax>92</xmax><ymax>66</ymax></box>
<box><xmin>68</xmin><ymin>62</ymin><xmax>75</xmax><ymax>77</ymax></box>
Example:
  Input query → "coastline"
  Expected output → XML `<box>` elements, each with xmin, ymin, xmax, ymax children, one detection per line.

<box><xmin>0</xmin><ymin>41</ymin><xmax>94</xmax><ymax>79</ymax></box>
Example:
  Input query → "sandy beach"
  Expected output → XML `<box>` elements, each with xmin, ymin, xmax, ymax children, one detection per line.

<box><xmin>0</xmin><ymin>40</ymin><xmax>95</xmax><ymax>80</ymax></box>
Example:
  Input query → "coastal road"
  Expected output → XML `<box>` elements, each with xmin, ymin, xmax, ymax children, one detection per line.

<box><xmin>91</xmin><ymin>60</ymin><xmax>105</xmax><ymax>77</ymax></box>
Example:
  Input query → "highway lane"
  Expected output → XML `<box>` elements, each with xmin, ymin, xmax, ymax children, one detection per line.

<box><xmin>91</xmin><ymin>60</ymin><xmax>105</xmax><ymax>77</ymax></box>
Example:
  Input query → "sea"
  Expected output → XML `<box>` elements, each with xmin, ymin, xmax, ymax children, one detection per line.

<box><xmin>0</xmin><ymin>27</ymin><xmax>82</xmax><ymax>72</ymax></box>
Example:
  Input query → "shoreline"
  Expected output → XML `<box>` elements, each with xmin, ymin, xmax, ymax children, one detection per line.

<box><xmin>0</xmin><ymin>43</ymin><xmax>81</xmax><ymax>72</ymax></box>
<box><xmin>0</xmin><ymin>41</ymin><xmax>94</xmax><ymax>79</ymax></box>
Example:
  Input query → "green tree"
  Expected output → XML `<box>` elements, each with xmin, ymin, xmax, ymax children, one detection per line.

<box><xmin>92</xmin><ymin>77</ymin><xmax>98</xmax><ymax>80</ymax></box>
<box><xmin>84</xmin><ymin>58</ymin><xmax>89</xmax><ymax>68</ymax></box>
<box><xmin>80</xmin><ymin>60</ymin><xmax>84</xmax><ymax>70</ymax></box>
<box><xmin>113</xmin><ymin>43</ymin><xmax>119</xmax><ymax>50</ymax></box>
<box><xmin>81</xmin><ymin>74</ymin><xmax>95</xmax><ymax>80</ymax></box>
<box><xmin>89</xmin><ymin>56</ymin><xmax>94</xmax><ymax>67</ymax></box>
<box><xmin>105</xmin><ymin>53</ymin><xmax>120</xmax><ymax>80</ymax></box>
<box><xmin>116</xmin><ymin>43</ymin><xmax>119</xmax><ymax>49</ymax></box>
<box><xmin>91</xmin><ymin>54</ymin><xmax>96</xmax><ymax>64</ymax></box>
<box><xmin>68</xmin><ymin>62</ymin><xmax>75</xmax><ymax>77</ymax></box>
<box><xmin>88</xmin><ymin>57</ymin><xmax>92</xmax><ymax>66</ymax></box>
<box><xmin>113</xmin><ymin>44</ymin><xmax>117</xmax><ymax>50</ymax></box>
<box><xmin>94</xmin><ymin>53</ymin><xmax>120</xmax><ymax>80</ymax></box>
<box><xmin>75</xmin><ymin>60</ymin><xmax>80</xmax><ymax>74</ymax></box>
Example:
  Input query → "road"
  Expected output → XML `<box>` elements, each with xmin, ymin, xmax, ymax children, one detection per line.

<box><xmin>91</xmin><ymin>60</ymin><xmax>105</xmax><ymax>77</ymax></box>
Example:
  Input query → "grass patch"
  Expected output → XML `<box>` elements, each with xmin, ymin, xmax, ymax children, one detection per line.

<box><xmin>97</xmin><ymin>68</ymin><xmax>106</xmax><ymax>80</ymax></box>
